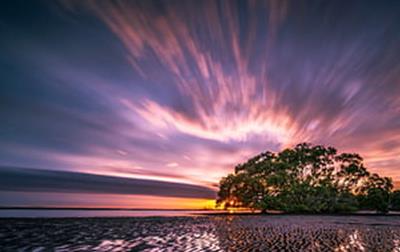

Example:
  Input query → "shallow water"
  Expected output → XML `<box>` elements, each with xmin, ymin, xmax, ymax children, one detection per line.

<box><xmin>0</xmin><ymin>209</ymin><xmax>220</xmax><ymax>218</ymax></box>
<box><xmin>1</xmin><ymin>215</ymin><xmax>400</xmax><ymax>251</ymax></box>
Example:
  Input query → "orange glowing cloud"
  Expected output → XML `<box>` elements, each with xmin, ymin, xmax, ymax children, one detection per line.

<box><xmin>0</xmin><ymin>191</ymin><xmax>216</xmax><ymax>209</ymax></box>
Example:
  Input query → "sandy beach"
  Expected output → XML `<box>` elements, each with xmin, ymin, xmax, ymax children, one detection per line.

<box><xmin>1</xmin><ymin>215</ymin><xmax>400</xmax><ymax>251</ymax></box>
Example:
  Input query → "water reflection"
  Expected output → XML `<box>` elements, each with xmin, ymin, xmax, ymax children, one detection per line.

<box><xmin>0</xmin><ymin>209</ymin><xmax>224</xmax><ymax>218</ymax></box>
<box><xmin>1</xmin><ymin>215</ymin><xmax>400</xmax><ymax>251</ymax></box>
<box><xmin>335</xmin><ymin>230</ymin><xmax>365</xmax><ymax>251</ymax></box>
<box><xmin>213</xmin><ymin>216</ymin><xmax>400</xmax><ymax>251</ymax></box>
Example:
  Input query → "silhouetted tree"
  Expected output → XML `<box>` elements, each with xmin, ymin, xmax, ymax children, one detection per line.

<box><xmin>390</xmin><ymin>190</ymin><xmax>400</xmax><ymax>211</ymax></box>
<box><xmin>364</xmin><ymin>187</ymin><xmax>390</xmax><ymax>213</ymax></box>
<box><xmin>217</xmin><ymin>143</ymin><xmax>393</xmax><ymax>214</ymax></box>
<box><xmin>360</xmin><ymin>174</ymin><xmax>393</xmax><ymax>213</ymax></box>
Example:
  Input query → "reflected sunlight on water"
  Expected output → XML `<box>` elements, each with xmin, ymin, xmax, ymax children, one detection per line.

<box><xmin>1</xmin><ymin>215</ymin><xmax>400</xmax><ymax>251</ymax></box>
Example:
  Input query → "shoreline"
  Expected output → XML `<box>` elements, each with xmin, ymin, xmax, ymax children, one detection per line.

<box><xmin>2</xmin><ymin>207</ymin><xmax>399</xmax><ymax>214</ymax></box>
<box><xmin>1</xmin><ymin>209</ymin><xmax>400</xmax><ymax>219</ymax></box>
<box><xmin>200</xmin><ymin>211</ymin><xmax>400</xmax><ymax>217</ymax></box>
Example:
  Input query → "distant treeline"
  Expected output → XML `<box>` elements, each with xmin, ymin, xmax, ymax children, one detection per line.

<box><xmin>217</xmin><ymin>143</ymin><xmax>400</xmax><ymax>213</ymax></box>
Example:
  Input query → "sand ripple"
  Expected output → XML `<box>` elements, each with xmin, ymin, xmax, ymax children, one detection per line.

<box><xmin>1</xmin><ymin>215</ymin><xmax>400</xmax><ymax>251</ymax></box>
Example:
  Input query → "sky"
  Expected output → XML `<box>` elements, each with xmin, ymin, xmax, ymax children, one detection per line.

<box><xmin>0</xmin><ymin>0</ymin><xmax>400</xmax><ymax>208</ymax></box>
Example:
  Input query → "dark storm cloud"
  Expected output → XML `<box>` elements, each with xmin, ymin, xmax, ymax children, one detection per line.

<box><xmin>0</xmin><ymin>167</ymin><xmax>216</xmax><ymax>199</ymax></box>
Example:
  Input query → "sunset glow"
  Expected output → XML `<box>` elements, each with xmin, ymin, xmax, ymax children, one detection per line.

<box><xmin>0</xmin><ymin>0</ymin><xmax>399</xmax><ymax>208</ymax></box>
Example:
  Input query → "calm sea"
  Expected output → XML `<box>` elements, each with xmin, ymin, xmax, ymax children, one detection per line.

<box><xmin>0</xmin><ymin>209</ymin><xmax>222</xmax><ymax>218</ymax></box>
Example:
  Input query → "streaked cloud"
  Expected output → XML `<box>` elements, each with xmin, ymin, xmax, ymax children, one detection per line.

<box><xmin>0</xmin><ymin>166</ymin><xmax>215</xmax><ymax>199</ymax></box>
<box><xmin>0</xmin><ymin>0</ymin><xmax>399</xmax><ymax>207</ymax></box>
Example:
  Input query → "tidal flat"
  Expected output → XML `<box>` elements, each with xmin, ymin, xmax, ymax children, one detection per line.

<box><xmin>1</xmin><ymin>215</ymin><xmax>400</xmax><ymax>251</ymax></box>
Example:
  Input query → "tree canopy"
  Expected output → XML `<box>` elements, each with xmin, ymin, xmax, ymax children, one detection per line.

<box><xmin>217</xmin><ymin>143</ymin><xmax>396</xmax><ymax>213</ymax></box>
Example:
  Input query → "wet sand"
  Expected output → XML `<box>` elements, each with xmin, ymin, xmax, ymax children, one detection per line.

<box><xmin>1</xmin><ymin>215</ymin><xmax>400</xmax><ymax>251</ymax></box>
